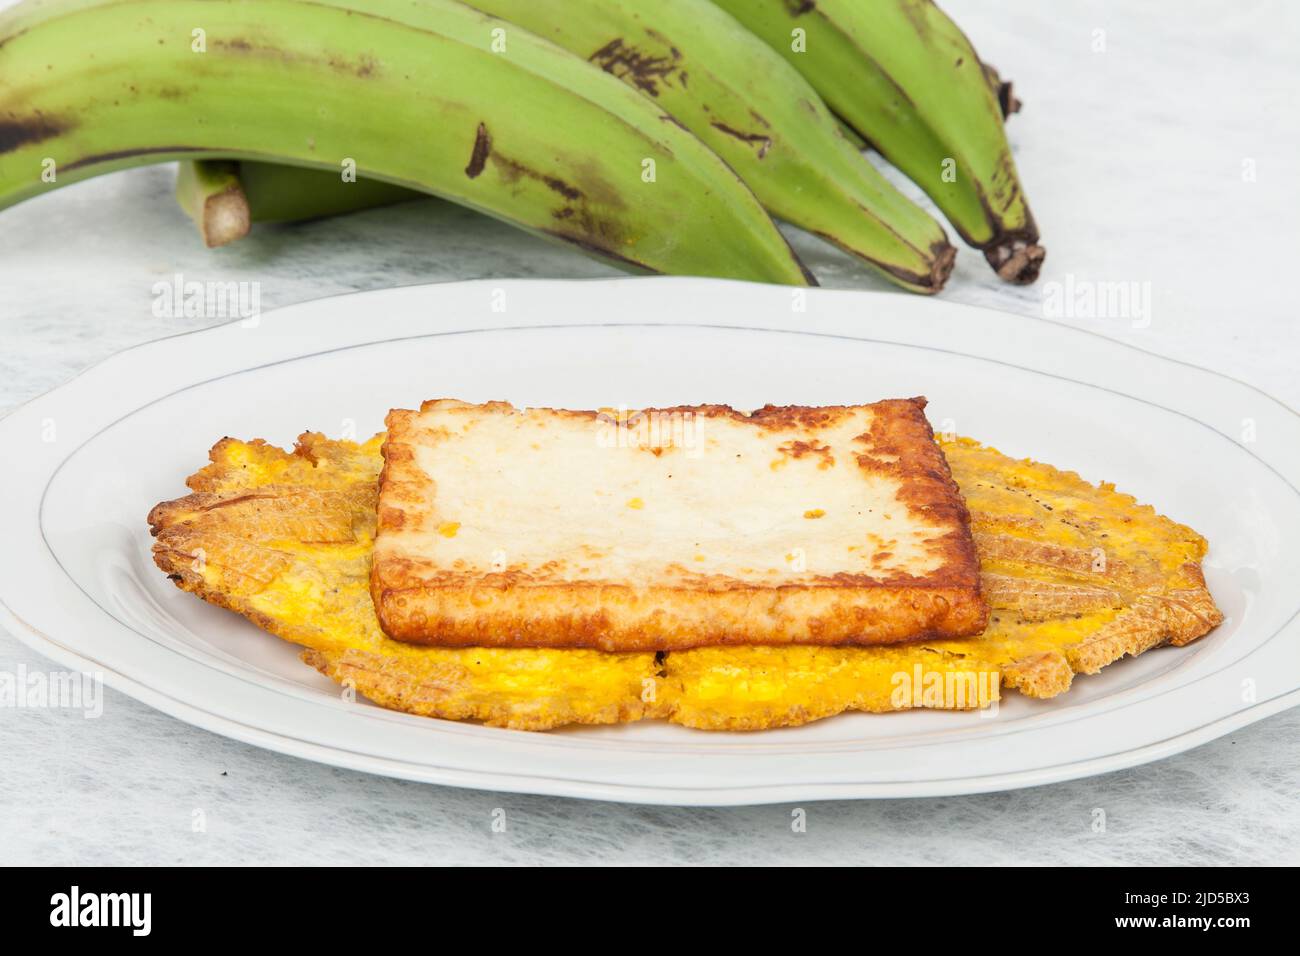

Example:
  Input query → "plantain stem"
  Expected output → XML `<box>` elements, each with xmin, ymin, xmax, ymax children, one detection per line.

<box><xmin>175</xmin><ymin>160</ymin><xmax>251</xmax><ymax>248</ymax></box>
<box><xmin>982</xmin><ymin>63</ymin><xmax>1022</xmax><ymax>119</ymax></box>
<box><xmin>985</xmin><ymin>239</ymin><xmax>1046</xmax><ymax>285</ymax></box>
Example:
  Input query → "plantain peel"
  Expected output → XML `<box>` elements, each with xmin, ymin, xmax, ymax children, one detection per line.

<box><xmin>148</xmin><ymin>434</ymin><xmax>1221</xmax><ymax>731</ymax></box>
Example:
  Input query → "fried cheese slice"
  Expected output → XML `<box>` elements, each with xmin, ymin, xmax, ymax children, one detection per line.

<box><xmin>371</xmin><ymin>398</ymin><xmax>986</xmax><ymax>651</ymax></box>
<box><xmin>149</xmin><ymin>433</ymin><xmax>1222</xmax><ymax>731</ymax></box>
<box><xmin>147</xmin><ymin>433</ymin><xmax>663</xmax><ymax>731</ymax></box>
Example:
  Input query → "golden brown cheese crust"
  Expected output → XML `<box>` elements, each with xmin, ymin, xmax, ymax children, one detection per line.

<box><xmin>371</xmin><ymin>398</ymin><xmax>986</xmax><ymax>651</ymax></box>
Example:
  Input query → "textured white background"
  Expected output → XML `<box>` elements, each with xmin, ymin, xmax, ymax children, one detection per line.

<box><xmin>2</xmin><ymin>0</ymin><xmax>1298</xmax><ymax>864</ymax></box>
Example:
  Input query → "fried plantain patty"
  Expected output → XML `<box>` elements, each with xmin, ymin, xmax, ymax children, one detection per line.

<box><xmin>149</xmin><ymin>433</ymin><xmax>1221</xmax><ymax>730</ymax></box>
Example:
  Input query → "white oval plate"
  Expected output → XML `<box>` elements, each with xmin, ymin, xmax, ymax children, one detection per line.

<box><xmin>2</xmin><ymin>278</ymin><xmax>1297</xmax><ymax>805</ymax></box>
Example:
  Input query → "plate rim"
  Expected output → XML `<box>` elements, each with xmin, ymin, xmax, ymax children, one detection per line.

<box><xmin>3</xmin><ymin>276</ymin><xmax>1297</xmax><ymax>805</ymax></box>
<box><xmin>6</xmin><ymin>602</ymin><xmax>1300</xmax><ymax>804</ymax></box>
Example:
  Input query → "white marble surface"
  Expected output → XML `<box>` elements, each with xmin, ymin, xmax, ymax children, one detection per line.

<box><xmin>2</xmin><ymin>0</ymin><xmax>1299</xmax><ymax>864</ymax></box>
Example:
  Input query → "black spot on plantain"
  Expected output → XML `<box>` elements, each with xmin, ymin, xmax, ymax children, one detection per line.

<box><xmin>490</xmin><ymin>151</ymin><xmax>583</xmax><ymax>200</ymax></box>
<box><xmin>0</xmin><ymin>115</ymin><xmax>70</xmax><ymax>155</ymax></box>
<box><xmin>543</xmin><ymin>175</ymin><xmax>581</xmax><ymax>200</ymax></box>
<box><xmin>329</xmin><ymin>53</ymin><xmax>378</xmax><ymax>77</ymax></box>
<box><xmin>465</xmin><ymin>122</ymin><xmax>491</xmax><ymax>179</ymax></box>
<box><xmin>589</xmin><ymin>38</ymin><xmax>680</xmax><ymax>97</ymax></box>
<box><xmin>709</xmin><ymin>121</ymin><xmax>772</xmax><ymax>159</ymax></box>
<box><xmin>574</xmin><ymin>207</ymin><xmax>623</xmax><ymax>241</ymax></box>
<box><xmin>542</xmin><ymin>229</ymin><xmax>654</xmax><ymax>273</ymax></box>
<box><xmin>783</xmin><ymin>0</ymin><xmax>816</xmax><ymax>15</ymax></box>
<box><xmin>660</xmin><ymin>113</ymin><xmax>690</xmax><ymax>133</ymax></box>
<box><xmin>213</xmin><ymin>38</ymin><xmax>378</xmax><ymax>77</ymax></box>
